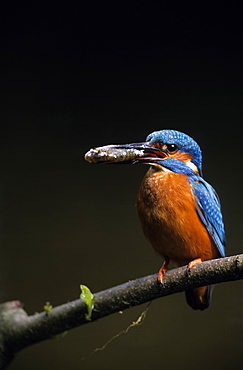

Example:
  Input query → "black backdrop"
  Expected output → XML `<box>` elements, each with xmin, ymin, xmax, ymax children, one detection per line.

<box><xmin>1</xmin><ymin>2</ymin><xmax>243</xmax><ymax>369</ymax></box>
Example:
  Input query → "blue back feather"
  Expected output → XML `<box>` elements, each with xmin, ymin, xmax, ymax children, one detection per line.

<box><xmin>192</xmin><ymin>179</ymin><xmax>225</xmax><ymax>257</ymax></box>
<box><xmin>157</xmin><ymin>157</ymin><xmax>226</xmax><ymax>257</ymax></box>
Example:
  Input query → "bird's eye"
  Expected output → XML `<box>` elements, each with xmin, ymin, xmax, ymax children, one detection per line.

<box><xmin>166</xmin><ymin>143</ymin><xmax>178</xmax><ymax>152</ymax></box>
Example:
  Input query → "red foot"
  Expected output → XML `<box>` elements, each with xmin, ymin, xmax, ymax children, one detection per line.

<box><xmin>186</xmin><ymin>258</ymin><xmax>202</xmax><ymax>277</ymax></box>
<box><xmin>158</xmin><ymin>257</ymin><xmax>170</xmax><ymax>284</ymax></box>
<box><xmin>187</xmin><ymin>258</ymin><xmax>202</xmax><ymax>269</ymax></box>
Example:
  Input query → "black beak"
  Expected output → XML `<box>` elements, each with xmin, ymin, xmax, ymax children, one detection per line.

<box><xmin>85</xmin><ymin>142</ymin><xmax>167</xmax><ymax>164</ymax></box>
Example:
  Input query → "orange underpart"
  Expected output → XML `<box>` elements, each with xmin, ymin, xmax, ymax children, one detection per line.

<box><xmin>137</xmin><ymin>170</ymin><xmax>220</xmax><ymax>264</ymax></box>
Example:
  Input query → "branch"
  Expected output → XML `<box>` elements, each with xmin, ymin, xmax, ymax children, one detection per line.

<box><xmin>1</xmin><ymin>254</ymin><xmax>243</xmax><ymax>369</ymax></box>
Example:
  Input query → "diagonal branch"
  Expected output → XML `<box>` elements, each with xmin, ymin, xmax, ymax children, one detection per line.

<box><xmin>1</xmin><ymin>254</ymin><xmax>243</xmax><ymax>369</ymax></box>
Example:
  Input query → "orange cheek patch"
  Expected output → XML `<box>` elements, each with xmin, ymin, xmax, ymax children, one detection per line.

<box><xmin>169</xmin><ymin>152</ymin><xmax>193</xmax><ymax>163</ymax></box>
<box><xmin>151</xmin><ymin>143</ymin><xmax>193</xmax><ymax>163</ymax></box>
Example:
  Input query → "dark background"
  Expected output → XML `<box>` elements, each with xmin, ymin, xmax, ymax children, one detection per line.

<box><xmin>1</xmin><ymin>2</ymin><xmax>243</xmax><ymax>369</ymax></box>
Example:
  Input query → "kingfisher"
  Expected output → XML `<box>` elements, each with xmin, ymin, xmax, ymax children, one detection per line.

<box><xmin>85</xmin><ymin>129</ymin><xmax>226</xmax><ymax>310</ymax></box>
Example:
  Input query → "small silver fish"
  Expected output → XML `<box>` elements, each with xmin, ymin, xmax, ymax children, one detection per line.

<box><xmin>85</xmin><ymin>145</ymin><xmax>145</xmax><ymax>164</ymax></box>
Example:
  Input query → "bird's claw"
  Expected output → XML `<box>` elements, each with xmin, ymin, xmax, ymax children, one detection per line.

<box><xmin>157</xmin><ymin>258</ymin><xmax>170</xmax><ymax>286</ymax></box>
<box><xmin>186</xmin><ymin>258</ymin><xmax>202</xmax><ymax>277</ymax></box>
<box><xmin>157</xmin><ymin>268</ymin><xmax>166</xmax><ymax>286</ymax></box>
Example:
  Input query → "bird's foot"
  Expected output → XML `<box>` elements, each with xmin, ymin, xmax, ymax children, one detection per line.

<box><xmin>157</xmin><ymin>268</ymin><xmax>167</xmax><ymax>285</ymax></box>
<box><xmin>157</xmin><ymin>258</ymin><xmax>170</xmax><ymax>285</ymax></box>
<box><xmin>186</xmin><ymin>258</ymin><xmax>202</xmax><ymax>276</ymax></box>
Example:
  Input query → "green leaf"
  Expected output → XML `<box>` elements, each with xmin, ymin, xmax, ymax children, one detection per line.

<box><xmin>43</xmin><ymin>301</ymin><xmax>53</xmax><ymax>315</ymax></box>
<box><xmin>80</xmin><ymin>285</ymin><xmax>94</xmax><ymax>320</ymax></box>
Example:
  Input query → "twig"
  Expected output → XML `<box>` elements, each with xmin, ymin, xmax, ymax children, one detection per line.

<box><xmin>0</xmin><ymin>254</ymin><xmax>243</xmax><ymax>369</ymax></box>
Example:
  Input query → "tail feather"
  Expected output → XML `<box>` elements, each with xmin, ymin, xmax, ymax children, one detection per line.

<box><xmin>185</xmin><ymin>285</ymin><xmax>213</xmax><ymax>310</ymax></box>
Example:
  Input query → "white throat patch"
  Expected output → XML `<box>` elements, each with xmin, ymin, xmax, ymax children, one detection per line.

<box><xmin>186</xmin><ymin>160</ymin><xmax>199</xmax><ymax>174</ymax></box>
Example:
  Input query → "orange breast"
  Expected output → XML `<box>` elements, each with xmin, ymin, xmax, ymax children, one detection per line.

<box><xmin>136</xmin><ymin>167</ymin><xmax>220</xmax><ymax>266</ymax></box>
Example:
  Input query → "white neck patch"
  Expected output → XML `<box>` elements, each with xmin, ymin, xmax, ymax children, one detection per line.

<box><xmin>186</xmin><ymin>160</ymin><xmax>199</xmax><ymax>174</ymax></box>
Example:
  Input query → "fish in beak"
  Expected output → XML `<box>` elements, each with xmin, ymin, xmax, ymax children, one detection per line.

<box><xmin>84</xmin><ymin>142</ymin><xmax>167</xmax><ymax>165</ymax></box>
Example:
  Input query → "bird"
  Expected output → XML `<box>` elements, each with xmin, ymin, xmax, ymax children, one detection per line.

<box><xmin>85</xmin><ymin>129</ymin><xmax>226</xmax><ymax>310</ymax></box>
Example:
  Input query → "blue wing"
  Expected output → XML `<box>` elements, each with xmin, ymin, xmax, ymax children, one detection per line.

<box><xmin>192</xmin><ymin>178</ymin><xmax>226</xmax><ymax>257</ymax></box>
<box><xmin>158</xmin><ymin>157</ymin><xmax>226</xmax><ymax>257</ymax></box>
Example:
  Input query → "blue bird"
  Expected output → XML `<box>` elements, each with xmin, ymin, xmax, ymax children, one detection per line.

<box><xmin>85</xmin><ymin>129</ymin><xmax>226</xmax><ymax>310</ymax></box>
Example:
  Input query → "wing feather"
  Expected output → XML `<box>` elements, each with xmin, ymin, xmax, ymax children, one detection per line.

<box><xmin>192</xmin><ymin>179</ymin><xmax>225</xmax><ymax>257</ymax></box>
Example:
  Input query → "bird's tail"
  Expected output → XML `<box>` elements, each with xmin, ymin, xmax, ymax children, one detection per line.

<box><xmin>185</xmin><ymin>285</ymin><xmax>213</xmax><ymax>310</ymax></box>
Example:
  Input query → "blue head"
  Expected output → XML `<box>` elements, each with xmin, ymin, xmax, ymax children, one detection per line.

<box><xmin>146</xmin><ymin>130</ymin><xmax>203</xmax><ymax>176</ymax></box>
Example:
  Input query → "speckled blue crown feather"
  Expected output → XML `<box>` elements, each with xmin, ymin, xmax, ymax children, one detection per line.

<box><xmin>146</xmin><ymin>129</ymin><xmax>203</xmax><ymax>175</ymax></box>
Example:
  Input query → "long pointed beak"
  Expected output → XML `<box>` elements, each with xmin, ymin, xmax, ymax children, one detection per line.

<box><xmin>85</xmin><ymin>142</ymin><xmax>167</xmax><ymax>164</ymax></box>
